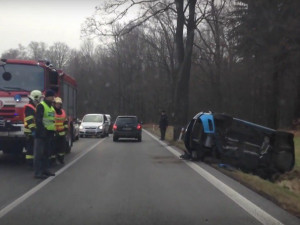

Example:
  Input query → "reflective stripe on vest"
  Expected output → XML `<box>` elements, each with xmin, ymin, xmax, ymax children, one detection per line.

<box><xmin>41</xmin><ymin>101</ymin><xmax>56</xmax><ymax>131</ymax></box>
<box><xmin>26</xmin><ymin>155</ymin><xmax>34</xmax><ymax>159</ymax></box>
<box><xmin>23</xmin><ymin>104</ymin><xmax>36</xmax><ymax>135</ymax></box>
<box><xmin>55</xmin><ymin>109</ymin><xmax>67</xmax><ymax>136</ymax></box>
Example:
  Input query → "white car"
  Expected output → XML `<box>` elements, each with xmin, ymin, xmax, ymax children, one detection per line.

<box><xmin>79</xmin><ymin>114</ymin><xmax>109</xmax><ymax>138</ymax></box>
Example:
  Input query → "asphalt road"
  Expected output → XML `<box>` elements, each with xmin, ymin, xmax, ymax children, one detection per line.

<box><xmin>0</xmin><ymin>131</ymin><xmax>299</xmax><ymax>225</ymax></box>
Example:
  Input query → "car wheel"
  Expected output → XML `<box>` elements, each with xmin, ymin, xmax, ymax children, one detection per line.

<box><xmin>138</xmin><ymin>136</ymin><xmax>142</xmax><ymax>142</ymax></box>
<box><xmin>113</xmin><ymin>136</ymin><xmax>118</xmax><ymax>142</ymax></box>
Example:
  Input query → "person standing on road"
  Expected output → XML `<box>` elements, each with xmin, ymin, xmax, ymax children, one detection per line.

<box><xmin>33</xmin><ymin>89</ymin><xmax>56</xmax><ymax>179</ymax></box>
<box><xmin>159</xmin><ymin>110</ymin><xmax>168</xmax><ymax>140</ymax></box>
<box><xmin>23</xmin><ymin>90</ymin><xmax>43</xmax><ymax>168</ymax></box>
<box><xmin>54</xmin><ymin>97</ymin><xmax>68</xmax><ymax>164</ymax></box>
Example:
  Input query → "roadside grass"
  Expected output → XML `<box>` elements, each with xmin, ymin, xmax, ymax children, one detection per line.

<box><xmin>143</xmin><ymin>124</ymin><xmax>300</xmax><ymax>218</ymax></box>
<box><xmin>294</xmin><ymin>133</ymin><xmax>300</xmax><ymax>170</ymax></box>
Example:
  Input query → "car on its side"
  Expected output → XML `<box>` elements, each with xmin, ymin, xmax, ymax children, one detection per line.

<box><xmin>113</xmin><ymin>116</ymin><xmax>142</xmax><ymax>142</ymax></box>
<box><xmin>79</xmin><ymin>114</ymin><xmax>109</xmax><ymax>138</ymax></box>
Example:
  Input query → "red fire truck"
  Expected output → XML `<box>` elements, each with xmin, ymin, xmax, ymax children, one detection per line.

<box><xmin>0</xmin><ymin>59</ymin><xmax>77</xmax><ymax>155</ymax></box>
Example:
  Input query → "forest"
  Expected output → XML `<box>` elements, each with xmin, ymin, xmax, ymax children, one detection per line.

<box><xmin>2</xmin><ymin>0</ymin><xmax>300</xmax><ymax>131</ymax></box>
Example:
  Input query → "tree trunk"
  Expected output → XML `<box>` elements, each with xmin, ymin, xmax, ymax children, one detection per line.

<box><xmin>173</xmin><ymin>0</ymin><xmax>196</xmax><ymax>140</ymax></box>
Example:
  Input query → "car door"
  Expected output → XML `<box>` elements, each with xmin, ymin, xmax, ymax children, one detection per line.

<box><xmin>103</xmin><ymin>115</ymin><xmax>109</xmax><ymax>134</ymax></box>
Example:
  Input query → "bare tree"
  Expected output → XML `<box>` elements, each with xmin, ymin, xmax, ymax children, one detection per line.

<box><xmin>46</xmin><ymin>42</ymin><xmax>71</xmax><ymax>69</ymax></box>
<box><xmin>28</xmin><ymin>41</ymin><xmax>47</xmax><ymax>60</ymax></box>
<box><xmin>1</xmin><ymin>44</ymin><xmax>29</xmax><ymax>59</ymax></box>
<box><xmin>193</xmin><ymin>0</ymin><xmax>231</xmax><ymax>111</ymax></box>
<box><xmin>83</xmin><ymin>0</ymin><xmax>204</xmax><ymax>139</ymax></box>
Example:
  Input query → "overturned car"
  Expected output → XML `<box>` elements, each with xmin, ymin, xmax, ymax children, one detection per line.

<box><xmin>184</xmin><ymin>112</ymin><xmax>295</xmax><ymax>178</ymax></box>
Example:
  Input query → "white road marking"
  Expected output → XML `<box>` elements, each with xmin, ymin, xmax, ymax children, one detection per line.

<box><xmin>0</xmin><ymin>139</ymin><xmax>105</xmax><ymax>218</ymax></box>
<box><xmin>144</xmin><ymin>129</ymin><xmax>284</xmax><ymax>225</ymax></box>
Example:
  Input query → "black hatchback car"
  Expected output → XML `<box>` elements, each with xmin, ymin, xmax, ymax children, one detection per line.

<box><xmin>113</xmin><ymin>116</ymin><xmax>142</xmax><ymax>142</ymax></box>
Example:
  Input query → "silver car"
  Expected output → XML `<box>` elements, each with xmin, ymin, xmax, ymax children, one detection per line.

<box><xmin>79</xmin><ymin>114</ymin><xmax>109</xmax><ymax>138</ymax></box>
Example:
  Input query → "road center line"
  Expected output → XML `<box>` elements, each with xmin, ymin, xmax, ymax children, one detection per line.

<box><xmin>144</xmin><ymin>129</ymin><xmax>284</xmax><ymax>225</ymax></box>
<box><xmin>0</xmin><ymin>139</ymin><xmax>105</xmax><ymax>219</ymax></box>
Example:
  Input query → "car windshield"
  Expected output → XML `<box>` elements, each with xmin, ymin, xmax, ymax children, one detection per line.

<box><xmin>82</xmin><ymin>115</ymin><xmax>103</xmax><ymax>123</ymax></box>
<box><xmin>116</xmin><ymin>117</ymin><xmax>137</xmax><ymax>125</ymax></box>
<box><xmin>0</xmin><ymin>64</ymin><xmax>44</xmax><ymax>91</ymax></box>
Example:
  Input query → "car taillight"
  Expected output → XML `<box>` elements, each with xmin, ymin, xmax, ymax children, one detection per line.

<box><xmin>113</xmin><ymin>124</ymin><xmax>117</xmax><ymax>130</ymax></box>
<box><xmin>137</xmin><ymin>124</ymin><xmax>141</xmax><ymax>130</ymax></box>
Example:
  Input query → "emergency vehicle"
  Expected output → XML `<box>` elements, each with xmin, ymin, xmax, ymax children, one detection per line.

<box><xmin>0</xmin><ymin>59</ymin><xmax>77</xmax><ymax>155</ymax></box>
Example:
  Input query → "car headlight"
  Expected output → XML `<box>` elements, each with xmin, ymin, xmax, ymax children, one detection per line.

<box><xmin>98</xmin><ymin>125</ymin><xmax>103</xmax><ymax>130</ymax></box>
<box><xmin>79</xmin><ymin>125</ymin><xmax>83</xmax><ymax>130</ymax></box>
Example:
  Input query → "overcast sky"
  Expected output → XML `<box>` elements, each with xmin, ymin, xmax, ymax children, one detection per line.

<box><xmin>0</xmin><ymin>0</ymin><xmax>102</xmax><ymax>55</ymax></box>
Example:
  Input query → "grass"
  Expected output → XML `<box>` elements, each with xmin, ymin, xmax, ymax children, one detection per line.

<box><xmin>226</xmin><ymin>170</ymin><xmax>300</xmax><ymax>217</ymax></box>
<box><xmin>143</xmin><ymin>124</ymin><xmax>300</xmax><ymax>218</ymax></box>
<box><xmin>294</xmin><ymin>132</ymin><xmax>300</xmax><ymax>170</ymax></box>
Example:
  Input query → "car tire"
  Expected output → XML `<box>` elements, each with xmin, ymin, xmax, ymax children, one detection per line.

<box><xmin>138</xmin><ymin>136</ymin><xmax>142</xmax><ymax>142</ymax></box>
<box><xmin>113</xmin><ymin>136</ymin><xmax>118</xmax><ymax>142</ymax></box>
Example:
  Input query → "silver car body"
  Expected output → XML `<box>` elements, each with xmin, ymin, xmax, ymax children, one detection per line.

<box><xmin>79</xmin><ymin>114</ymin><xmax>109</xmax><ymax>137</ymax></box>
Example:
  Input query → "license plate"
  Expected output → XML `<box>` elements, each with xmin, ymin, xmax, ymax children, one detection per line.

<box><xmin>123</xmin><ymin>128</ymin><xmax>132</xmax><ymax>131</ymax></box>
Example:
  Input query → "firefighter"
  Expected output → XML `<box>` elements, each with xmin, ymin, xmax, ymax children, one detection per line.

<box><xmin>54</xmin><ymin>97</ymin><xmax>68</xmax><ymax>164</ymax></box>
<box><xmin>23</xmin><ymin>90</ymin><xmax>43</xmax><ymax>167</ymax></box>
<box><xmin>34</xmin><ymin>89</ymin><xmax>56</xmax><ymax>179</ymax></box>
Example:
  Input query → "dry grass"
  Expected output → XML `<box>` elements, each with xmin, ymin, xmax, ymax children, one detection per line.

<box><xmin>143</xmin><ymin>124</ymin><xmax>300</xmax><ymax>218</ymax></box>
<box><xmin>226</xmin><ymin>170</ymin><xmax>300</xmax><ymax>217</ymax></box>
<box><xmin>293</xmin><ymin>131</ymin><xmax>300</xmax><ymax>169</ymax></box>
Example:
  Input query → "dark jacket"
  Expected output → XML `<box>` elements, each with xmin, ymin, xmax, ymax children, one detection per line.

<box><xmin>24</xmin><ymin>101</ymin><xmax>36</xmax><ymax>135</ymax></box>
<box><xmin>159</xmin><ymin>114</ymin><xmax>168</xmax><ymax>129</ymax></box>
<box><xmin>35</xmin><ymin>100</ymin><xmax>54</xmax><ymax>138</ymax></box>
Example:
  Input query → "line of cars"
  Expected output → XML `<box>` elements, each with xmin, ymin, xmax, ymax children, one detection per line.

<box><xmin>76</xmin><ymin>114</ymin><xmax>142</xmax><ymax>142</ymax></box>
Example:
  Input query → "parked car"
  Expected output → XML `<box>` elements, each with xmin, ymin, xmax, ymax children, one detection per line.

<box><xmin>113</xmin><ymin>115</ymin><xmax>142</xmax><ymax>142</ymax></box>
<box><xmin>105</xmin><ymin>114</ymin><xmax>113</xmax><ymax>133</ymax></box>
<box><xmin>79</xmin><ymin>114</ymin><xmax>109</xmax><ymax>138</ymax></box>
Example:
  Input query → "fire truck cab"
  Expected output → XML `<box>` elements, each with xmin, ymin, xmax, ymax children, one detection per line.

<box><xmin>0</xmin><ymin>59</ymin><xmax>77</xmax><ymax>155</ymax></box>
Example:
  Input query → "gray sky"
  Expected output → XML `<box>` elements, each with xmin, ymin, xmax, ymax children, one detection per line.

<box><xmin>0</xmin><ymin>0</ymin><xmax>101</xmax><ymax>54</ymax></box>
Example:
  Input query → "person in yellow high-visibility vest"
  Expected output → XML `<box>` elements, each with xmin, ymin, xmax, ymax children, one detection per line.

<box><xmin>23</xmin><ymin>90</ymin><xmax>43</xmax><ymax>168</ymax></box>
<box><xmin>33</xmin><ymin>89</ymin><xmax>56</xmax><ymax>179</ymax></box>
<box><xmin>54</xmin><ymin>97</ymin><xmax>68</xmax><ymax>164</ymax></box>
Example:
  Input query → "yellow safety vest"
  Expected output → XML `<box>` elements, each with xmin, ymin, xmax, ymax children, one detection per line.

<box><xmin>40</xmin><ymin>101</ymin><xmax>56</xmax><ymax>131</ymax></box>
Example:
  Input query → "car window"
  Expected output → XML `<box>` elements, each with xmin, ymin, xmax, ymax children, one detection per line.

<box><xmin>116</xmin><ymin>117</ymin><xmax>137</xmax><ymax>125</ymax></box>
<box><xmin>82</xmin><ymin>115</ymin><xmax>103</xmax><ymax>123</ymax></box>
